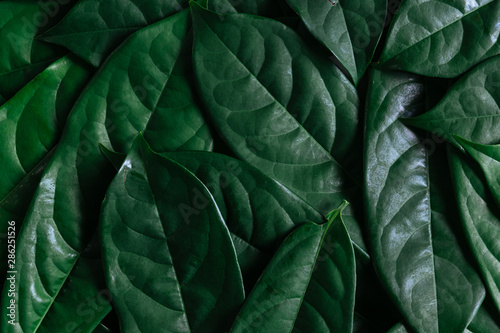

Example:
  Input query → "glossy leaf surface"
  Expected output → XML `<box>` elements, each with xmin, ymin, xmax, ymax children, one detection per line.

<box><xmin>449</xmin><ymin>147</ymin><xmax>500</xmax><ymax>314</ymax></box>
<box><xmin>191</xmin><ymin>3</ymin><xmax>363</xmax><ymax>245</ymax></box>
<box><xmin>286</xmin><ymin>0</ymin><xmax>386</xmax><ymax>84</ymax></box>
<box><xmin>379</xmin><ymin>0</ymin><xmax>500</xmax><ymax>77</ymax></box>
<box><xmin>403</xmin><ymin>55</ymin><xmax>500</xmax><ymax>146</ymax></box>
<box><xmin>39</xmin><ymin>0</ymin><xmax>188</xmax><ymax>66</ymax></box>
<box><xmin>0</xmin><ymin>56</ymin><xmax>92</xmax><ymax>282</ymax></box>
<box><xmin>364</xmin><ymin>69</ymin><xmax>485</xmax><ymax>333</ymax></box>
<box><xmin>0</xmin><ymin>1</ymin><xmax>75</xmax><ymax>104</ymax></box>
<box><xmin>0</xmin><ymin>10</ymin><xmax>212</xmax><ymax>332</ymax></box>
<box><xmin>95</xmin><ymin>146</ymin><xmax>400</xmax><ymax>329</ymax></box>
<box><xmin>232</xmin><ymin>202</ymin><xmax>355</xmax><ymax>332</ymax></box>
<box><xmin>100</xmin><ymin>136</ymin><xmax>244</xmax><ymax>332</ymax></box>
<box><xmin>167</xmin><ymin>151</ymin><xmax>324</xmax><ymax>288</ymax></box>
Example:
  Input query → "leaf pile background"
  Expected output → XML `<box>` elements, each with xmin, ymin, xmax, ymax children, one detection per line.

<box><xmin>0</xmin><ymin>0</ymin><xmax>500</xmax><ymax>332</ymax></box>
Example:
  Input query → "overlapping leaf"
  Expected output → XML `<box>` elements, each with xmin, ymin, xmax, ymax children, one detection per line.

<box><xmin>449</xmin><ymin>146</ymin><xmax>500</xmax><ymax>314</ymax></box>
<box><xmin>0</xmin><ymin>0</ymin><xmax>76</xmax><ymax>104</ymax></box>
<box><xmin>0</xmin><ymin>10</ymin><xmax>212</xmax><ymax>332</ymax></box>
<box><xmin>39</xmin><ymin>0</ymin><xmax>189</xmax><ymax>66</ymax></box>
<box><xmin>100</xmin><ymin>136</ymin><xmax>244</xmax><ymax>332</ymax></box>
<box><xmin>286</xmin><ymin>0</ymin><xmax>386</xmax><ymax>84</ymax></box>
<box><xmin>403</xmin><ymin>55</ymin><xmax>500</xmax><ymax>145</ymax></box>
<box><xmin>101</xmin><ymin>143</ymin><xmax>402</xmax><ymax>330</ymax></box>
<box><xmin>167</xmin><ymin>151</ymin><xmax>324</xmax><ymax>287</ymax></box>
<box><xmin>191</xmin><ymin>3</ymin><xmax>365</xmax><ymax>251</ymax></box>
<box><xmin>364</xmin><ymin>69</ymin><xmax>485</xmax><ymax>332</ymax></box>
<box><xmin>232</xmin><ymin>201</ymin><xmax>355</xmax><ymax>332</ymax></box>
<box><xmin>0</xmin><ymin>56</ymin><xmax>92</xmax><ymax>284</ymax></box>
<box><xmin>379</xmin><ymin>0</ymin><xmax>500</xmax><ymax>77</ymax></box>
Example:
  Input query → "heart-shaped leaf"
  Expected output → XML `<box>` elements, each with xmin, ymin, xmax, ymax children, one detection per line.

<box><xmin>191</xmin><ymin>3</ymin><xmax>365</xmax><ymax>251</ymax></box>
<box><xmin>285</xmin><ymin>0</ymin><xmax>386</xmax><ymax>84</ymax></box>
<box><xmin>379</xmin><ymin>0</ymin><xmax>500</xmax><ymax>77</ymax></box>
<box><xmin>232</xmin><ymin>201</ymin><xmax>355</xmax><ymax>332</ymax></box>
<box><xmin>100</xmin><ymin>136</ymin><xmax>244</xmax><ymax>332</ymax></box>
<box><xmin>364</xmin><ymin>69</ymin><xmax>485</xmax><ymax>333</ymax></box>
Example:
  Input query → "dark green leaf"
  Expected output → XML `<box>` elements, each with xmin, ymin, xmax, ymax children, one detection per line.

<box><xmin>0</xmin><ymin>0</ymin><xmax>76</xmax><ymax>104</ymax></box>
<box><xmin>100</xmin><ymin>135</ymin><xmax>244</xmax><ymax>332</ymax></box>
<box><xmin>364</xmin><ymin>69</ymin><xmax>485</xmax><ymax>333</ymax></box>
<box><xmin>96</xmin><ymin>147</ymin><xmax>400</xmax><ymax>329</ymax></box>
<box><xmin>39</xmin><ymin>0</ymin><xmax>188</xmax><ymax>66</ymax></box>
<box><xmin>0</xmin><ymin>10</ymin><xmax>212</xmax><ymax>331</ymax></box>
<box><xmin>285</xmin><ymin>0</ymin><xmax>386</xmax><ymax>84</ymax></box>
<box><xmin>379</xmin><ymin>0</ymin><xmax>500</xmax><ymax>77</ymax></box>
<box><xmin>191</xmin><ymin>3</ymin><xmax>365</xmax><ymax>251</ymax></box>
<box><xmin>232</xmin><ymin>201</ymin><xmax>355</xmax><ymax>332</ymax></box>
<box><xmin>0</xmin><ymin>55</ymin><xmax>92</xmax><ymax>283</ymax></box>
<box><xmin>449</xmin><ymin>146</ymin><xmax>500</xmax><ymax>315</ymax></box>
<box><xmin>402</xmin><ymin>55</ymin><xmax>500</xmax><ymax>146</ymax></box>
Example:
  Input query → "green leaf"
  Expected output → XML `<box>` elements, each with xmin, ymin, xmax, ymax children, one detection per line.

<box><xmin>167</xmin><ymin>151</ymin><xmax>325</xmax><ymax>289</ymax></box>
<box><xmin>0</xmin><ymin>10</ymin><xmax>212</xmax><ymax>332</ymax></box>
<box><xmin>379</xmin><ymin>0</ymin><xmax>500</xmax><ymax>77</ymax></box>
<box><xmin>0</xmin><ymin>55</ymin><xmax>92</xmax><ymax>283</ymax></box>
<box><xmin>0</xmin><ymin>0</ymin><xmax>76</xmax><ymax>104</ymax></box>
<box><xmin>191</xmin><ymin>3</ymin><xmax>364</xmax><ymax>248</ymax></box>
<box><xmin>38</xmin><ymin>0</ymin><xmax>189</xmax><ymax>66</ymax></box>
<box><xmin>449</xmin><ymin>146</ymin><xmax>500</xmax><ymax>315</ymax></box>
<box><xmin>100</xmin><ymin>136</ymin><xmax>244</xmax><ymax>332</ymax></box>
<box><xmin>231</xmin><ymin>201</ymin><xmax>355</xmax><ymax>332</ymax></box>
<box><xmin>92</xmin><ymin>146</ymin><xmax>400</xmax><ymax>329</ymax></box>
<box><xmin>364</xmin><ymin>69</ymin><xmax>485</xmax><ymax>333</ymax></box>
<box><xmin>285</xmin><ymin>0</ymin><xmax>386</xmax><ymax>84</ymax></box>
<box><xmin>403</xmin><ymin>55</ymin><xmax>500</xmax><ymax>146</ymax></box>
<box><xmin>455</xmin><ymin>136</ymin><xmax>500</xmax><ymax>209</ymax></box>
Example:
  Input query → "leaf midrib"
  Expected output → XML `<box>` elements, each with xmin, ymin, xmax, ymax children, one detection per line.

<box><xmin>197</xmin><ymin>10</ymin><xmax>345</xmax><ymax>172</ymax></box>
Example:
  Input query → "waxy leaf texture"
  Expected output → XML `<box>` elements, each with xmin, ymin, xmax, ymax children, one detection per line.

<box><xmin>1</xmin><ymin>0</ymin><xmax>500</xmax><ymax>332</ymax></box>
